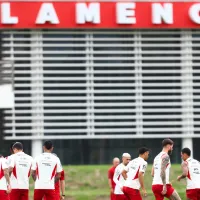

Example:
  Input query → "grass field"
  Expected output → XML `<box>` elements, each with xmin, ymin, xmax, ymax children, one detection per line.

<box><xmin>29</xmin><ymin>165</ymin><xmax>186</xmax><ymax>200</ymax></box>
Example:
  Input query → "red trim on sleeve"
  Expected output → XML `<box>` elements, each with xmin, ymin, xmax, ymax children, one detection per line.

<box><xmin>28</xmin><ymin>165</ymin><xmax>32</xmax><ymax>178</ymax></box>
<box><xmin>60</xmin><ymin>170</ymin><xmax>65</xmax><ymax>181</ymax></box>
<box><xmin>51</xmin><ymin>164</ymin><xmax>57</xmax><ymax>180</ymax></box>
<box><xmin>36</xmin><ymin>163</ymin><xmax>39</xmax><ymax>179</ymax></box>
<box><xmin>133</xmin><ymin>166</ymin><xmax>140</xmax><ymax>180</ymax></box>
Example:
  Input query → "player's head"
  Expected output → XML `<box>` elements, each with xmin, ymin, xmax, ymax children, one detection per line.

<box><xmin>112</xmin><ymin>157</ymin><xmax>120</xmax><ymax>167</ymax></box>
<box><xmin>162</xmin><ymin>138</ymin><xmax>174</xmax><ymax>155</ymax></box>
<box><xmin>122</xmin><ymin>153</ymin><xmax>131</xmax><ymax>165</ymax></box>
<box><xmin>12</xmin><ymin>142</ymin><xmax>23</xmax><ymax>154</ymax></box>
<box><xmin>181</xmin><ymin>148</ymin><xmax>191</xmax><ymax>161</ymax></box>
<box><xmin>138</xmin><ymin>147</ymin><xmax>150</xmax><ymax>161</ymax></box>
<box><xmin>10</xmin><ymin>142</ymin><xmax>15</xmax><ymax>154</ymax></box>
<box><xmin>43</xmin><ymin>140</ymin><xmax>54</xmax><ymax>152</ymax></box>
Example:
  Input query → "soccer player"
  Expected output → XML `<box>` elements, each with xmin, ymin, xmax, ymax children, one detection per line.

<box><xmin>122</xmin><ymin>147</ymin><xmax>149</xmax><ymax>200</ymax></box>
<box><xmin>44</xmin><ymin>153</ymin><xmax>65</xmax><ymax>200</ymax></box>
<box><xmin>113</xmin><ymin>153</ymin><xmax>131</xmax><ymax>200</ymax></box>
<box><xmin>108</xmin><ymin>157</ymin><xmax>120</xmax><ymax>200</ymax></box>
<box><xmin>152</xmin><ymin>138</ymin><xmax>181</xmax><ymax>200</ymax></box>
<box><xmin>31</xmin><ymin>140</ymin><xmax>62</xmax><ymax>200</ymax></box>
<box><xmin>177</xmin><ymin>148</ymin><xmax>200</xmax><ymax>200</ymax></box>
<box><xmin>0</xmin><ymin>155</ymin><xmax>11</xmax><ymax>199</ymax></box>
<box><xmin>9</xmin><ymin>142</ymin><xmax>33</xmax><ymax>200</ymax></box>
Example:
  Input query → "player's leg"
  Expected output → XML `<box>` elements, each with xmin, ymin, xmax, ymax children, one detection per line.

<box><xmin>19</xmin><ymin>189</ymin><xmax>29</xmax><ymax>200</ymax></box>
<box><xmin>44</xmin><ymin>189</ymin><xmax>56</xmax><ymax>200</ymax></box>
<box><xmin>0</xmin><ymin>190</ymin><xmax>9</xmax><ymax>200</ymax></box>
<box><xmin>152</xmin><ymin>185</ymin><xmax>164</xmax><ymax>200</ymax></box>
<box><xmin>115</xmin><ymin>194</ymin><xmax>127</xmax><ymax>200</ymax></box>
<box><xmin>110</xmin><ymin>193</ymin><xmax>116</xmax><ymax>200</ymax></box>
<box><xmin>122</xmin><ymin>187</ymin><xmax>131</xmax><ymax>200</ymax></box>
<box><xmin>197</xmin><ymin>189</ymin><xmax>200</xmax><ymax>199</ymax></box>
<box><xmin>10</xmin><ymin>189</ymin><xmax>20</xmax><ymax>200</ymax></box>
<box><xmin>34</xmin><ymin>189</ymin><xmax>45</xmax><ymax>200</ymax></box>
<box><xmin>124</xmin><ymin>187</ymin><xmax>142</xmax><ymax>200</ymax></box>
<box><xmin>54</xmin><ymin>193</ymin><xmax>60</xmax><ymax>200</ymax></box>
<box><xmin>186</xmin><ymin>189</ymin><xmax>197</xmax><ymax>200</ymax></box>
<box><xmin>169</xmin><ymin>190</ymin><xmax>181</xmax><ymax>200</ymax></box>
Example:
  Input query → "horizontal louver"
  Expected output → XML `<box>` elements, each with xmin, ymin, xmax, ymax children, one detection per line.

<box><xmin>1</xmin><ymin>29</ymin><xmax>199</xmax><ymax>139</ymax></box>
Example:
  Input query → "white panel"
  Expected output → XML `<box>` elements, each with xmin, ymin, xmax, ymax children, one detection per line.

<box><xmin>1</xmin><ymin>29</ymin><xmax>199</xmax><ymax>139</ymax></box>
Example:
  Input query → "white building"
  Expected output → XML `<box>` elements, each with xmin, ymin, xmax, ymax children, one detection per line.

<box><xmin>0</xmin><ymin>0</ymin><xmax>199</xmax><ymax>159</ymax></box>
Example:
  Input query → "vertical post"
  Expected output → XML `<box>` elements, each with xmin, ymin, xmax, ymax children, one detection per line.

<box><xmin>31</xmin><ymin>31</ymin><xmax>44</xmax><ymax>157</ymax></box>
<box><xmin>86</xmin><ymin>33</ymin><xmax>94</xmax><ymax>136</ymax></box>
<box><xmin>135</xmin><ymin>31</ymin><xmax>143</xmax><ymax>135</ymax></box>
<box><xmin>9</xmin><ymin>33</ymin><xmax>16</xmax><ymax>138</ymax></box>
<box><xmin>181</xmin><ymin>30</ymin><xmax>193</xmax><ymax>157</ymax></box>
<box><xmin>0</xmin><ymin>32</ymin><xmax>4</xmax><ymax>144</ymax></box>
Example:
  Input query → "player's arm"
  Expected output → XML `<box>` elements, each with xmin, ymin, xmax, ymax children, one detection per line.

<box><xmin>108</xmin><ymin>169</ymin><xmax>114</xmax><ymax>193</ymax></box>
<box><xmin>60</xmin><ymin>179</ymin><xmax>65</xmax><ymax>199</ymax></box>
<box><xmin>151</xmin><ymin>164</ymin><xmax>154</xmax><ymax>177</ymax></box>
<box><xmin>55</xmin><ymin>158</ymin><xmax>62</xmax><ymax>183</ymax></box>
<box><xmin>55</xmin><ymin>172</ymin><xmax>61</xmax><ymax>183</ymax></box>
<box><xmin>2</xmin><ymin>159</ymin><xmax>11</xmax><ymax>194</ymax></box>
<box><xmin>139</xmin><ymin>163</ymin><xmax>147</xmax><ymax>197</ymax></box>
<box><xmin>4</xmin><ymin>168</ymin><xmax>11</xmax><ymax>185</ymax></box>
<box><xmin>160</xmin><ymin>154</ymin><xmax>170</xmax><ymax>195</ymax></box>
<box><xmin>121</xmin><ymin>168</ymin><xmax>128</xmax><ymax>180</ymax></box>
<box><xmin>31</xmin><ymin>170</ymin><xmax>36</xmax><ymax>181</ymax></box>
<box><xmin>177</xmin><ymin>161</ymin><xmax>188</xmax><ymax>181</ymax></box>
<box><xmin>113</xmin><ymin>167</ymin><xmax>122</xmax><ymax>189</ymax></box>
<box><xmin>31</xmin><ymin>158</ymin><xmax>37</xmax><ymax>181</ymax></box>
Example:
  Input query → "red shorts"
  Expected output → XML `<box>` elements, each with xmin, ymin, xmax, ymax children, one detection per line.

<box><xmin>152</xmin><ymin>184</ymin><xmax>174</xmax><ymax>200</ymax></box>
<box><xmin>123</xmin><ymin>186</ymin><xmax>142</xmax><ymax>200</ymax></box>
<box><xmin>43</xmin><ymin>193</ymin><xmax>60</xmax><ymax>200</ymax></box>
<box><xmin>34</xmin><ymin>189</ymin><xmax>55</xmax><ymax>200</ymax></box>
<box><xmin>115</xmin><ymin>194</ymin><xmax>128</xmax><ymax>200</ymax></box>
<box><xmin>10</xmin><ymin>189</ymin><xmax>28</xmax><ymax>200</ymax></box>
<box><xmin>0</xmin><ymin>190</ymin><xmax>9</xmax><ymax>200</ymax></box>
<box><xmin>186</xmin><ymin>189</ymin><xmax>200</xmax><ymax>200</ymax></box>
<box><xmin>110</xmin><ymin>192</ymin><xmax>116</xmax><ymax>200</ymax></box>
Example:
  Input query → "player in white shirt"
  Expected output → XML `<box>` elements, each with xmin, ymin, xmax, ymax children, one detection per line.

<box><xmin>9</xmin><ymin>142</ymin><xmax>33</xmax><ymax>200</ymax></box>
<box><xmin>152</xmin><ymin>138</ymin><xmax>181</xmax><ymax>200</ymax></box>
<box><xmin>121</xmin><ymin>147</ymin><xmax>149</xmax><ymax>200</ymax></box>
<box><xmin>31</xmin><ymin>140</ymin><xmax>63</xmax><ymax>200</ymax></box>
<box><xmin>0</xmin><ymin>155</ymin><xmax>11</xmax><ymax>200</ymax></box>
<box><xmin>113</xmin><ymin>153</ymin><xmax>131</xmax><ymax>200</ymax></box>
<box><xmin>177</xmin><ymin>147</ymin><xmax>200</xmax><ymax>200</ymax></box>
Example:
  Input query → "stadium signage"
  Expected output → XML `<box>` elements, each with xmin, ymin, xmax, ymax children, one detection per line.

<box><xmin>1</xmin><ymin>2</ymin><xmax>200</xmax><ymax>28</ymax></box>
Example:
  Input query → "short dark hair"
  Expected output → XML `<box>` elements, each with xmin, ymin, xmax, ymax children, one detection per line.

<box><xmin>43</xmin><ymin>140</ymin><xmax>53</xmax><ymax>150</ymax></box>
<box><xmin>181</xmin><ymin>148</ymin><xmax>191</xmax><ymax>156</ymax></box>
<box><xmin>162</xmin><ymin>139</ymin><xmax>174</xmax><ymax>147</ymax></box>
<box><xmin>138</xmin><ymin>147</ymin><xmax>149</xmax><ymax>155</ymax></box>
<box><xmin>12</xmin><ymin>142</ymin><xmax>23</xmax><ymax>150</ymax></box>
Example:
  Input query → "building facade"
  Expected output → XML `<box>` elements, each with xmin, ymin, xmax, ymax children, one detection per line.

<box><xmin>0</xmin><ymin>1</ymin><xmax>200</xmax><ymax>164</ymax></box>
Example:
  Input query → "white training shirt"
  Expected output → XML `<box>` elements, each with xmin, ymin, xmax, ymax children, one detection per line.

<box><xmin>152</xmin><ymin>152</ymin><xmax>171</xmax><ymax>185</ymax></box>
<box><xmin>9</xmin><ymin>152</ymin><xmax>33</xmax><ymax>189</ymax></box>
<box><xmin>5</xmin><ymin>155</ymin><xmax>12</xmax><ymax>166</ymax></box>
<box><xmin>0</xmin><ymin>157</ymin><xmax>9</xmax><ymax>190</ymax></box>
<box><xmin>123</xmin><ymin>157</ymin><xmax>147</xmax><ymax>190</ymax></box>
<box><xmin>113</xmin><ymin>163</ymin><xmax>126</xmax><ymax>194</ymax></box>
<box><xmin>185</xmin><ymin>157</ymin><xmax>200</xmax><ymax>189</ymax></box>
<box><xmin>32</xmin><ymin>152</ymin><xmax>62</xmax><ymax>189</ymax></box>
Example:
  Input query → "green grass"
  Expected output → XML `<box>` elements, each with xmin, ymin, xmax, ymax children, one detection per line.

<box><xmin>29</xmin><ymin>165</ymin><xmax>186</xmax><ymax>200</ymax></box>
